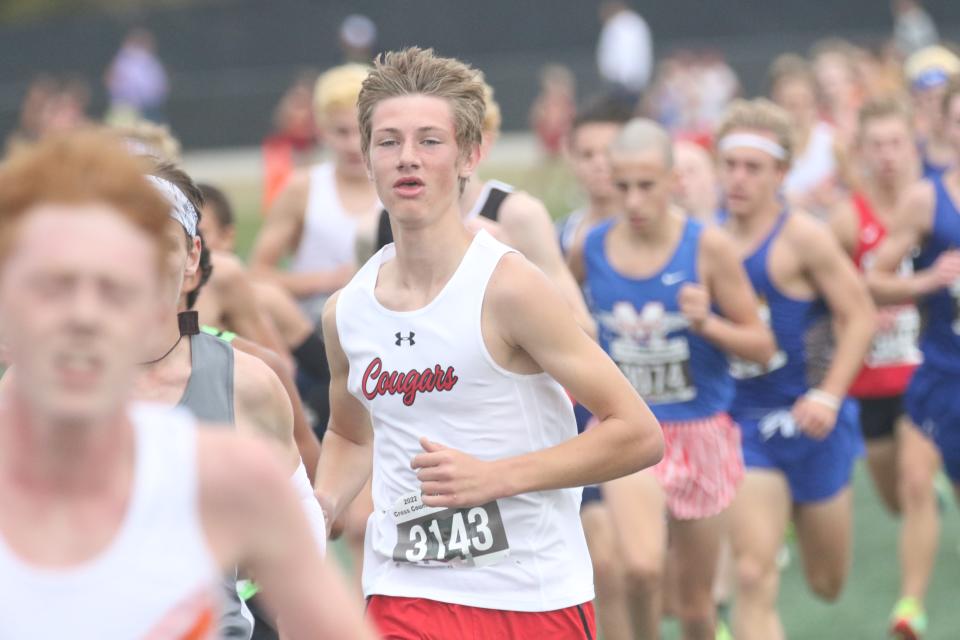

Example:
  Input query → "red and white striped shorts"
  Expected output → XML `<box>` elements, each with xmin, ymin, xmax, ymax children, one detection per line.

<box><xmin>652</xmin><ymin>412</ymin><xmax>743</xmax><ymax>520</ymax></box>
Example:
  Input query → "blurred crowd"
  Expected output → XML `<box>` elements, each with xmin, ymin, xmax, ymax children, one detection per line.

<box><xmin>5</xmin><ymin>0</ymin><xmax>957</xmax><ymax>219</ymax></box>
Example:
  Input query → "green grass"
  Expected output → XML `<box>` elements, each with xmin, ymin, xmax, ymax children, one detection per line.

<box><xmin>222</xmin><ymin>166</ymin><xmax>960</xmax><ymax>640</ymax></box>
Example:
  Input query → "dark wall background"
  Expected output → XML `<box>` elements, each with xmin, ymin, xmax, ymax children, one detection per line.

<box><xmin>2</xmin><ymin>0</ymin><xmax>959</xmax><ymax>148</ymax></box>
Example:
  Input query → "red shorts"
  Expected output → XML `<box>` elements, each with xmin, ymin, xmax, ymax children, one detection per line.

<box><xmin>367</xmin><ymin>595</ymin><xmax>596</xmax><ymax>639</ymax></box>
<box><xmin>652</xmin><ymin>412</ymin><xmax>743</xmax><ymax>520</ymax></box>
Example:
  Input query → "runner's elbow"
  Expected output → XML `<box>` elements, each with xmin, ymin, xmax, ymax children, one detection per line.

<box><xmin>625</xmin><ymin>412</ymin><xmax>664</xmax><ymax>473</ymax></box>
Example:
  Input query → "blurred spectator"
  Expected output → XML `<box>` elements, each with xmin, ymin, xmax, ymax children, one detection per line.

<box><xmin>770</xmin><ymin>54</ymin><xmax>839</xmax><ymax>216</ymax></box>
<box><xmin>8</xmin><ymin>75</ymin><xmax>91</xmax><ymax>150</ymax></box>
<box><xmin>647</xmin><ymin>50</ymin><xmax>739</xmax><ymax>138</ymax></box>
<box><xmin>905</xmin><ymin>45</ymin><xmax>960</xmax><ymax>177</ymax></box>
<box><xmin>339</xmin><ymin>14</ymin><xmax>377</xmax><ymax>64</ymax></box>
<box><xmin>596</xmin><ymin>1</ymin><xmax>652</xmax><ymax>106</ymax></box>
<box><xmin>530</xmin><ymin>64</ymin><xmax>577</xmax><ymax>158</ymax></box>
<box><xmin>263</xmin><ymin>72</ymin><xmax>321</xmax><ymax>210</ymax></box>
<box><xmin>855</xmin><ymin>41</ymin><xmax>907</xmax><ymax>99</ymax></box>
<box><xmin>810</xmin><ymin>39</ymin><xmax>865</xmax><ymax>147</ymax></box>
<box><xmin>104</xmin><ymin>28</ymin><xmax>169</xmax><ymax>124</ymax></box>
<box><xmin>42</xmin><ymin>76</ymin><xmax>91</xmax><ymax>134</ymax></box>
<box><xmin>8</xmin><ymin>75</ymin><xmax>56</xmax><ymax>148</ymax></box>
<box><xmin>892</xmin><ymin>0</ymin><xmax>939</xmax><ymax>57</ymax></box>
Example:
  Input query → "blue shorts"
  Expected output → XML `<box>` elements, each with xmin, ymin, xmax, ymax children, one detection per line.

<box><xmin>734</xmin><ymin>399</ymin><xmax>861</xmax><ymax>504</ymax></box>
<box><xmin>905</xmin><ymin>365</ymin><xmax>960</xmax><ymax>483</ymax></box>
<box><xmin>574</xmin><ymin>403</ymin><xmax>604</xmax><ymax>508</ymax></box>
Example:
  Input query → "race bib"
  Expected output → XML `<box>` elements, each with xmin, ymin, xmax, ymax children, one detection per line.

<box><xmin>612</xmin><ymin>335</ymin><xmax>696</xmax><ymax>404</ymax></box>
<box><xmin>866</xmin><ymin>306</ymin><xmax>921</xmax><ymax>367</ymax></box>
<box><xmin>729</xmin><ymin>299</ymin><xmax>786</xmax><ymax>379</ymax></box>
<box><xmin>391</xmin><ymin>492</ymin><xmax>510</xmax><ymax>567</ymax></box>
<box><xmin>729</xmin><ymin>350</ymin><xmax>787</xmax><ymax>380</ymax></box>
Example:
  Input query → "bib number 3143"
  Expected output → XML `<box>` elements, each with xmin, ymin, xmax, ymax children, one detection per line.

<box><xmin>391</xmin><ymin>491</ymin><xmax>510</xmax><ymax>567</ymax></box>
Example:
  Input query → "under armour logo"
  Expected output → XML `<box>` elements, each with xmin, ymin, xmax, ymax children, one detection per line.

<box><xmin>395</xmin><ymin>332</ymin><xmax>416</xmax><ymax>346</ymax></box>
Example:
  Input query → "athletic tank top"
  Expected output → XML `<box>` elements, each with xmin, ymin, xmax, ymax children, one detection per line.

<box><xmin>337</xmin><ymin>230</ymin><xmax>593</xmax><ymax>611</ymax></box>
<box><xmin>177</xmin><ymin>331</ymin><xmax>252</xmax><ymax>640</ymax></box>
<box><xmin>913</xmin><ymin>175</ymin><xmax>960</xmax><ymax>374</ymax></box>
<box><xmin>290</xmin><ymin>162</ymin><xmax>380</xmax><ymax>318</ymax></box>
<box><xmin>374</xmin><ymin>180</ymin><xmax>514</xmax><ymax>252</ymax></box>
<box><xmin>729</xmin><ymin>212</ymin><xmax>831</xmax><ymax>415</ymax></box>
<box><xmin>848</xmin><ymin>193</ymin><xmax>921</xmax><ymax>397</ymax></box>
<box><xmin>557</xmin><ymin>208</ymin><xmax>587</xmax><ymax>256</ymax></box>
<box><xmin>0</xmin><ymin>404</ymin><xmax>220</xmax><ymax>639</ymax></box>
<box><xmin>919</xmin><ymin>140</ymin><xmax>950</xmax><ymax>180</ymax></box>
<box><xmin>180</xmin><ymin>332</ymin><xmax>235</xmax><ymax>425</ymax></box>
<box><xmin>583</xmin><ymin>218</ymin><xmax>733</xmax><ymax>421</ymax></box>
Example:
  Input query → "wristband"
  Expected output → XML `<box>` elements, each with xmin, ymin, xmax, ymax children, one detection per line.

<box><xmin>805</xmin><ymin>388</ymin><xmax>841</xmax><ymax>411</ymax></box>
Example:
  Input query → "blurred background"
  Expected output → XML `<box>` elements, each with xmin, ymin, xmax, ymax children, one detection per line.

<box><xmin>4</xmin><ymin>1</ymin><xmax>960</xmax><ymax>638</ymax></box>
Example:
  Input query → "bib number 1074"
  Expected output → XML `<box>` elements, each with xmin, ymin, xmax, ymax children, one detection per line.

<box><xmin>391</xmin><ymin>492</ymin><xmax>509</xmax><ymax>567</ymax></box>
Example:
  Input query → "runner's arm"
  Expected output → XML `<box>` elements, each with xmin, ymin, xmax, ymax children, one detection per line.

<box><xmin>828</xmin><ymin>198</ymin><xmax>859</xmax><ymax>258</ymax></box>
<box><xmin>233</xmin><ymin>350</ymin><xmax>302</xmax><ymax>471</ymax></box>
<box><xmin>231</xmin><ymin>336</ymin><xmax>321</xmax><ymax>482</ymax></box>
<box><xmin>313</xmin><ymin>292</ymin><xmax>374</xmax><ymax>526</ymax></box>
<box><xmin>694</xmin><ymin>226</ymin><xmax>776</xmax><ymax>364</ymax></box>
<box><xmin>498</xmin><ymin>193</ymin><xmax>597</xmax><ymax>336</ymax></box>
<box><xmin>414</xmin><ymin>254</ymin><xmax>662</xmax><ymax>509</ymax></box>
<box><xmin>866</xmin><ymin>182</ymin><xmax>952</xmax><ymax>304</ymax></box>
<box><xmin>796</xmin><ymin>217</ymin><xmax>877</xmax><ymax>400</ymax></box>
<box><xmin>200</xmin><ymin>433</ymin><xmax>376</xmax><ymax>640</ymax></box>
<box><xmin>249</xmin><ymin>172</ymin><xmax>354</xmax><ymax>298</ymax></box>
<box><xmin>213</xmin><ymin>253</ymin><xmax>290</xmax><ymax>360</ymax></box>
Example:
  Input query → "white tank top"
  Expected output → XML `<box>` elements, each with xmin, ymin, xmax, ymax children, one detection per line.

<box><xmin>290</xmin><ymin>161</ymin><xmax>380</xmax><ymax>274</ymax></box>
<box><xmin>337</xmin><ymin>230</ymin><xmax>594</xmax><ymax>611</ymax></box>
<box><xmin>0</xmin><ymin>404</ymin><xmax>221</xmax><ymax>639</ymax></box>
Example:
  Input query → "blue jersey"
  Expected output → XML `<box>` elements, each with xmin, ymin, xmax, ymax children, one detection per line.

<box><xmin>584</xmin><ymin>217</ymin><xmax>732</xmax><ymax>421</ymax></box>
<box><xmin>913</xmin><ymin>175</ymin><xmax>960</xmax><ymax>374</ymax></box>
<box><xmin>729</xmin><ymin>212</ymin><xmax>833</xmax><ymax>416</ymax></box>
<box><xmin>920</xmin><ymin>141</ymin><xmax>950</xmax><ymax>181</ymax></box>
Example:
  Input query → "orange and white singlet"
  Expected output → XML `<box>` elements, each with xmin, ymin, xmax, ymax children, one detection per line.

<box><xmin>0</xmin><ymin>404</ymin><xmax>221</xmax><ymax>639</ymax></box>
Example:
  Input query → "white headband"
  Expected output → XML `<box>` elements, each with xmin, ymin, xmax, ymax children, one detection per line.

<box><xmin>147</xmin><ymin>175</ymin><xmax>198</xmax><ymax>238</ymax></box>
<box><xmin>718</xmin><ymin>133</ymin><xmax>786</xmax><ymax>161</ymax></box>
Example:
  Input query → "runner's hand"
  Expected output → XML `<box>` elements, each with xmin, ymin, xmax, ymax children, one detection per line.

<box><xmin>678</xmin><ymin>283</ymin><xmax>711</xmax><ymax>332</ymax></box>
<box><xmin>930</xmin><ymin>250</ymin><xmax>960</xmax><ymax>290</ymax></box>
<box><xmin>791</xmin><ymin>395</ymin><xmax>837</xmax><ymax>440</ymax></box>
<box><xmin>412</xmin><ymin>437</ymin><xmax>504</xmax><ymax>508</ymax></box>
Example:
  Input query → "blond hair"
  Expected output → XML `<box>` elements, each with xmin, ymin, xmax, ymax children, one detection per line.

<box><xmin>357</xmin><ymin>47</ymin><xmax>485</xmax><ymax>159</ymax></box>
<box><xmin>716</xmin><ymin>98</ymin><xmax>795</xmax><ymax>166</ymax></box>
<box><xmin>110</xmin><ymin>119</ymin><xmax>182</xmax><ymax>163</ymax></box>
<box><xmin>768</xmin><ymin>54</ymin><xmax>815</xmax><ymax>94</ymax></box>
<box><xmin>314</xmin><ymin>63</ymin><xmax>369</xmax><ymax>122</ymax></box>
<box><xmin>480</xmin><ymin>78</ymin><xmax>502</xmax><ymax>137</ymax></box>
<box><xmin>858</xmin><ymin>95</ymin><xmax>913</xmax><ymax>134</ymax></box>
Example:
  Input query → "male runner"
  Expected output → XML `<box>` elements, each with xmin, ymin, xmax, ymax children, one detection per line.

<box><xmin>905</xmin><ymin>46</ymin><xmax>960</xmax><ymax>179</ymax></box>
<box><xmin>198</xmin><ymin>182</ymin><xmax>318</xmax><ymax>362</ymax></box>
<box><xmin>571</xmin><ymin>118</ymin><xmax>775</xmax><ymax>640</ymax></box>
<box><xmin>372</xmin><ymin>77</ymin><xmax>595</xmax><ymax>333</ymax></box>
<box><xmin>867</xmin><ymin>79</ymin><xmax>960</xmax><ymax>639</ymax></box>
<box><xmin>558</xmin><ymin>96</ymin><xmax>632</xmax><ymax>256</ymax></box>
<box><xmin>829</xmin><ymin>96</ymin><xmax>941</xmax><ymax>640</ymax></box>
<box><xmin>673</xmin><ymin>139</ymin><xmax>720</xmax><ymax>223</ymax></box>
<box><xmin>138</xmin><ymin>161</ymin><xmax>327</xmax><ymax>638</ymax></box>
<box><xmin>554</xmin><ymin>95</ymin><xmax>633</xmax><ymax>640</ymax></box>
<box><xmin>0</xmin><ymin>130</ymin><xmax>373</xmax><ymax>640</ymax></box>
<box><xmin>197</xmin><ymin>182</ymin><xmax>333</xmax><ymax>438</ymax></box>
<box><xmin>716</xmin><ymin>98</ymin><xmax>876</xmax><ymax>640</ymax></box>
<box><xmin>314</xmin><ymin>47</ymin><xmax>663</xmax><ymax>639</ymax></box>
<box><xmin>251</xmin><ymin>63</ymin><xmax>381</xmax><ymax>322</ymax></box>
<box><xmin>185</xmin><ymin>238</ymin><xmax>320</xmax><ymax>484</ymax></box>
